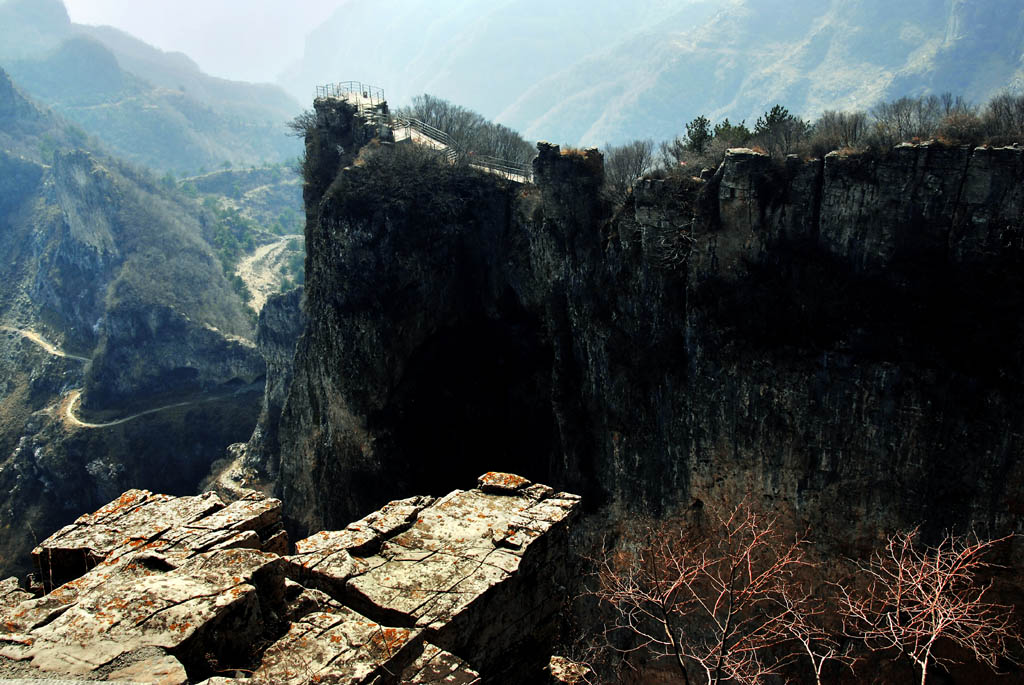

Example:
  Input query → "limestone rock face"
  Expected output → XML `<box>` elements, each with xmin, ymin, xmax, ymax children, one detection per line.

<box><xmin>0</xmin><ymin>473</ymin><xmax>578</xmax><ymax>683</ymax></box>
<box><xmin>271</xmin><ymin>92</ymin><xmax>1024</xmax><ymax>558</ymax></box>
<box><xmin>242</xmin><ymin>286</ymin><xmax>306</xmax><ymax>479</ymax></box>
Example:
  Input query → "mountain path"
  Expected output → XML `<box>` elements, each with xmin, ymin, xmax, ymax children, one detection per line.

<box><xmin>61</xmin><ymin>386</ymin><xmax>259</xmax><ymax>430</ymax></box>
<box><xmin>0</xmin><ymin>325</ymin><xmax>89</xmax><ymax>362</ymax></box>
<box><xmin>235</xmin><ymin>234</ymin><xmax>302</xmax><ymax>313</ymax></box>
<box><xmin>0</xmin><ymin>326</ymin><xmax>260</xmax><ymax>430</ymax></box>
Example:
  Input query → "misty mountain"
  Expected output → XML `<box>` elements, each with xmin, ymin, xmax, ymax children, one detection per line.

<box><xmin>286</xmin><ymin>0</ymin><xmax>1024</xmax><ymax>146</ymax></box>
<box><xmin>279</xmin><ymin>0</ymin><xmax>688</xmax><ymax>125</ymax></box>
<box><xmin>0</xmin><ymin>0</ymin><xmax>301</xmax><ymax>173</ymax></box>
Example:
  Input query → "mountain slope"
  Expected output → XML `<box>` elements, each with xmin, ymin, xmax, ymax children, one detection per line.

<box><xmin>0</xmin><ymin>68</ymin><xmax>264</xmax><ymax>576</ymax></box>
<box><xmin>505</xmin><ymin>0</ymin><xmax>1024</xmax><ymax>145</ymax></box>
<box><xmin>0</xmin><ymin>0</ymin><xmax>301</xmax><ymax>173</ymax></box>
<box><xmin>279</xmin><ymin>0</ymin><xmax>690</xmax><ymax>121</ymax></box>
<box><xmin>288</xmin><ymin>0</ymin><xmax>1024</xmax><ymax>146</ymax></box>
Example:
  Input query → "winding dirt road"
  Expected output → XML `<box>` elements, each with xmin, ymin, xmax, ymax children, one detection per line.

<box><xmin>62</xmin><ymin>385</ymin><xmax>260</xmax><ymax>430</ymax></box>
<box><xmin>2</xmin><ymin>324</ymin><xmax>260</xmax><ymax>430</ymax></box>
<box><xmin>0</xmin><ymin>326</ymin><xmax>90</xmax><ymax>362</ymax></box>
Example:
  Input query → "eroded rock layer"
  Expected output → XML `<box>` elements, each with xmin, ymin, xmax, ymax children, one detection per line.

<box><xmin>274</xmin><ymin>98</ymin><xmax>1024</xmax><ymax>554</ymax></box>
<box><xmin>0</xmin><ymin>472</ymin><xmax>578</xmax><ymax>683</ymax></box>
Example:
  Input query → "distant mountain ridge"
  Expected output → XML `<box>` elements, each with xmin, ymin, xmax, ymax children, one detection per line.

<box><xmin>0</xmin><ymin>0</ymin><xmax>301</xmax><ymax>173</ymax></box>
<box><xmin>285</xmin><ymin>0</ymin><xmax>1024</xmax><ymax>146</ymax></box>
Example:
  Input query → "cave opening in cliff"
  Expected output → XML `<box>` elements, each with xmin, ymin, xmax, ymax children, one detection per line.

<box><xmin>386</xmin><ymin>311</ymin><xmax>557</xmax><ymax>495</ymax></box>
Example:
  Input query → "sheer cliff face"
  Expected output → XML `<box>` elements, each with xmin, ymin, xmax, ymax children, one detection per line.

<box><xmin>243</xmin><ymin>286</ymin><xmax>306</xmax><ymax>479</ymax></box>
<box><xmin>278</xmin><ymin>100</ymin><xmax>1024</xmax><ymax>547</ymax></box>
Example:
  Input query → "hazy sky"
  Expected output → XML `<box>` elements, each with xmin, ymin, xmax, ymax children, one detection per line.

<box><xmin>62</xmin><ymin>0</ymin><xmax>343</xmax><ymax>83</ymax></box>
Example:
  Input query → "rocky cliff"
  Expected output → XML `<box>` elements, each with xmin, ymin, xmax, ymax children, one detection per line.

<box><xmin>270</xmin><ymin>100</ymin><xmax>1024</xmax><ymax>554</ymax></box>
<box><xmin>0</xmin><ymin>472</ymin><xmax>579</xmax><ymax>683</ymax></box>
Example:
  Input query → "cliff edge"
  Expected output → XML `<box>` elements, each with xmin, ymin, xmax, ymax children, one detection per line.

<box><xmin>269</xmin><ymin>98</ymin><xmax>1024</xmax><ymax>555</ymax></box>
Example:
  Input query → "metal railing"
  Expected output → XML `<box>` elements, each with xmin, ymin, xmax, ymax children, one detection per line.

<box><xmin>391</xmin><ymin>117</ymin><xmax>533</xmax><ymax>182</ymax></box>
<box><xmin>465</xmin><ymin>153</ymin><xmax>533</xmax><ymax>181</ymax></box>
<box><xmin>316</xmin><ymin>82</ymin><xmax>533</xmax><ymax>183</ymax></box>
<box><xmin>315</xmin><ymin>82</ymin><xmax>386</xmax><ymax>111</ymax></box>
<box><xmin>391</xmin><ymin>117</ymin><xmax>454</xmax><ymax>148</ymax></box>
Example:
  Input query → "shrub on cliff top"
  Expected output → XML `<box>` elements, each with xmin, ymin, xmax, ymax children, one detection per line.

<box><xmin>663</xmin><ymin>90</ymin><xmax>1023</xmax><ymax>169</ymax></box>
<box><xmin>395</xmin><ymin>94</ymin><xmax>534</xmax><ymax>166</ymax></box>
<box><xmin>325</xmin><ymin>142</ymin><xmax>494</xmax><ymax>229</ymax></box>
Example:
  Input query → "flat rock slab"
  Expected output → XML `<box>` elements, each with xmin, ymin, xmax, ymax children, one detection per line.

<box><xmin>397</xmin><ymin>642</ymin><xmax>481</xmax><ymax>684</ymax></box>
<box><xmin>25</xmin><ymin>549</ymin><xmax>284</xmax><ymax>676</ymax></box>
<box><xmin>285</xmin><ymin>471</ymin><xmax>580</xmax><ymax>682</ymax></box>
<box><xmin>3</xmin><ymin>474</ymin><xmax>578</xmax><ymax>683</ymax></box>
<box><xmin>33</xmin><ymin>491</ymin><xmax>221</xmax><ymax>581</ymax></box>
<box><xmin>347</xmin><ymin>479</ymin><xmax>580</xmax><ymax>630</ymax></box>
<box><xmin>32</xmin><ymin>490</ymin><xmax>286</xmax><ymax>590</ymax></box>
<box><xmin>0</xmin><ymin>579</ymin><xmax>30</xmax><ymax>607</ymax></box>
<box><xmin>0</xmin><ymin>579</ymin><xmax>32</xmax><ymax>635</ymax></box>
<box><xmin>105</xmin><ymin>652</ymin><xmax>188</xmax><ymax>684</ymax></box>
<box><xmin>255</xmin><ymin>604</ymin><xmax>416</xmax><ymax>683</ymax></box>
<box><xmin>286</xmin><ymin>496</ymin><xmax>436</xmax><ymax>599</ymax></box>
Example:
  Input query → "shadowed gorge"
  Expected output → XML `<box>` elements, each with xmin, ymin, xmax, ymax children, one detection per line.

<box><xmin>383</xmin><ymin>313</ymin><xmax>557</xmax><ymax>495</ymax></box>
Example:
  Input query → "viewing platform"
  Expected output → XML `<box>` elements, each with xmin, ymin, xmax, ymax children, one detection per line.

<box><xmin>315</xmin><ymin>80</ymin><xmax>534</xmax><ymax>184</ymax></box>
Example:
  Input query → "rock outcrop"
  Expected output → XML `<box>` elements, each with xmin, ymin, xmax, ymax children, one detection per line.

<box><xmin>270</xmin><ymin>97</ymin><xmax>1024</xmax><ymax>555</ymax></box>
<box><xmin>0</xmin><ymin>473</ymin><xmax>579</xmax><ymax>683</ymax></box>
<box><xmin>82</xmin><ymin>302</ymin><xmax>265</xmax><ymax>412</ymax></box>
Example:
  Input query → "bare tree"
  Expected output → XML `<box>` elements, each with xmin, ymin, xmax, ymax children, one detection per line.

<box><xmin>808</xmin><ymin>110</ymin><xmax>869</xmax><ymax>155</ymax></box>
<box><xmin>837</xmin><ymin>528</ymin><xmax>1019</xmax><ymax>685</ymax></box>
<box><xmin>660</xmin><ymin>136</ymin><xmax>687</xmax><ymax>167</ymax></box>
<box><xmin>396</xmin><ymin>94</ymin><xmax>534</xmax><ymax>165</ymax></box>
<box><xmin>871</xmin><ymin>95</ymin><xmax>947</xmax><ymax>147</ymax></box>
<box><xmin>592</xmin><ymin>502</ymin><xmax>809</xmax><ymax>684</ymax></box>
<box><xmin>983</xmin><ymin>92</ymin><xmax>1024</xmax><ymax>139</ymax></box>
<box><xmin>603</xmin><ymin>139</ymin><xmax>655</xmax><ymax>201</ymax></box>
<box><xmin>938</xmin><ymin>92</ymin><xmax>975</xmax><ymax>117</ymax></box>
<box><xmin>775</xmin><ymin>582</ymin><xmax>856</xmax><ymax>685</ymax></box>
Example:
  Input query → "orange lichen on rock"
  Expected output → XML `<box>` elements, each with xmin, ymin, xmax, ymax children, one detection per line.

<box><xmin>478</xmin><ymin>472</ymin><xmax>531</xmax><ymax>493</ymax></box>
<box><xmin>7</xmin><ymin>475</ymin><xmax>577</xmax><ymax>683</ymax></box>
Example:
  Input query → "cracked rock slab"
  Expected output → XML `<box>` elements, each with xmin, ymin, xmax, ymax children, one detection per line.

<box><xmin>25</xmin><ymin>549</ymin><xmax>284</xmax><ymax>677</ymax></box>
<box><xmin>4</xmin><ymin>474</ymin><xmax>578</xmax><ymax>684</ymax></box>
<box><xmin>32</xmin><ymin>490</ymin><xmax>287</xmax><ymax>590</ymax></box>
<box><xmin>346</xmin><ymin>486</ymin><xmax>579</xmax><ymax>630</ymax></box>
<box><xmin>397</xmin><ymin>641</ymin><xmax>481</xmax><ymax>684</ymax></box>
<box><xmin>254</xmin><ymin>604</ymin><xmax>417</xmax><ymax>684</ymax></box>
<box><xmin>288</xmin><ymin>475</ymin><xmax>580</xmax><ymax>681</ymax></box>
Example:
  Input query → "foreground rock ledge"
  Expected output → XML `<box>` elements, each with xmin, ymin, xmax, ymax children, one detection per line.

<box><xmin>0</xmin><ymin>473</ymin><xmax>579</xmax><ymax>684</ymax></box>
